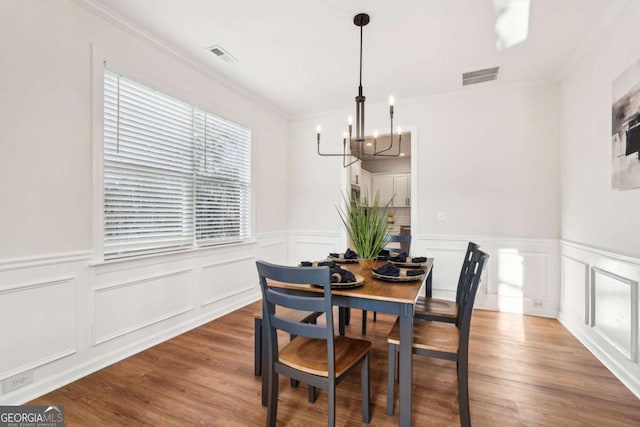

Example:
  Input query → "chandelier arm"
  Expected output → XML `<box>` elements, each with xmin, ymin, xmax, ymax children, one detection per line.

<box><xmin>343</xmin><ymin>154</ymin><xmax>361</xmax><ymax>168</ymax></box>
<box><xmin>317</xmin><ymin>146</ymin><xmax>358</xmax><ymax>157</ymax></box>
<box><xmin>371</xmin><ymin>135</ymin><xmax>403</xmax><ymax>157</ymax></box>
<box><xmin>317</xmin><ymin>134</ymin><xmax>362</xmax><ymax>159</ymax></box>
<box><xmin>317</xmin><ymin>138</ymin><xmax>352</xmax><ymax>157</ymax></box>
<box><xmin>371</xmin><ymin>111</ymin><xmax>401</xmax><ymax>156</ymax></box>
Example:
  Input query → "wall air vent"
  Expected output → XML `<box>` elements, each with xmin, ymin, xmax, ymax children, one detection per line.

<box><xmin>207</xmin><ymin>45</ymin><xmax>237</xmax><ymax>64</ymax></box>
<box><xmin>462</xmin><ymin>66</ymin><xmax>500</xmax><ymax>86</ymax></box>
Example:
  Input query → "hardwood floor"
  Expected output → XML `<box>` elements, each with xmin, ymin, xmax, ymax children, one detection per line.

<box><xmin>31</xmin><ymin>303</ymin><xmax>640</xmax><ymax>426</ymax></box>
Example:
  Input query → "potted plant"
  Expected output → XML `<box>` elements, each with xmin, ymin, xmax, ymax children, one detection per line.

<box><xmin>337</xmin><ymin>191</ymin><xmax>392</xmax><ymax>269</ymax></box>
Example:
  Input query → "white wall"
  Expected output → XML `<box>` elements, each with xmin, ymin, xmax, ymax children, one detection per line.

<box><xmin>0</xmin><ymin>0</ymin><xmax>289</xmax><ymax>404</ymax></box>
<box><xmin>559</xmin><ymin>1</ymin><xmax>640</xmax><ymax>398</ymax></box>
<box><xmin>289</xmin><ymin>81</ymin><xmax>562</xmax><ymax>316</ymax></box>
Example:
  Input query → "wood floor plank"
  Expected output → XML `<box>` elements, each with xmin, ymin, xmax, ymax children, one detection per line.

<box><xmin>29</xmin><ymin>306</ymin><xmax>640</xmax><ymax>426</ymax></box>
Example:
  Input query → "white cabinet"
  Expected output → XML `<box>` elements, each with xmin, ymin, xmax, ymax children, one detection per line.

<box><xmin>393</xmin><ymin>174</ymin><xmax>410</xmax><ymax>207</ymax></box>
<box><xmin>372</xmin><ymin>173</ymin><xmax>410</xmax><ymax>207</ymax></box>
<box><xmin>372</xmin><ymin>174</ymin><xmax>394</xmax><ymax>206</ymax></box>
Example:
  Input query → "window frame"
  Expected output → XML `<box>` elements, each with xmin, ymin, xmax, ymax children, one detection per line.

<box><xmin>91</xmin><ymin>48</ymin><xmax>254</xmax><ymax>264</ymax></box>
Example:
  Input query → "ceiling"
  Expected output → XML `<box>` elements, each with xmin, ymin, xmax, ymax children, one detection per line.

<box><xmin>94</xmin><ymin>0</ymin><xmax>623</xmax><ymax>117</ymax></box>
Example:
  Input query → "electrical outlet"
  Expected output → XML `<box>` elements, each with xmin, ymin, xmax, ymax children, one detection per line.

<box><xmin>3</xmin><ymin>370</ymin><xmax>33</xmax><ymax>393</ymax></box>
<box><xmin>531</xmin><ymin>299</ymin><xmax>544</xmax><ymax>308</ymax></box>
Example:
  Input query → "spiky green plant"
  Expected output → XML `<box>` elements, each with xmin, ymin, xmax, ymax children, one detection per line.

<box><xmin>337</xmin><ymin>192</ymin><xmax>392</xmax><ymax>259</ymax></box>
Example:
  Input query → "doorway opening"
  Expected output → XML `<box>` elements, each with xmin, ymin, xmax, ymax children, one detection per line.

<box><xmin>348</xmin><ymin>130</ymin><xmax>415</xmax><ymax>252</ymax></box>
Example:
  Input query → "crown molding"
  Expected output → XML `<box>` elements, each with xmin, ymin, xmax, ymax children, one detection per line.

<box><xmin>72</xmin><ymin>0</ymin><xmax>291</xmax><ymax>120</ymax></box>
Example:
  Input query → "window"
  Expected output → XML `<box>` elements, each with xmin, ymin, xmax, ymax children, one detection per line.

<box><xmin>103</xmin><ymin>68</ymin><xmax>251</xmax><ymax>259</ymax></box>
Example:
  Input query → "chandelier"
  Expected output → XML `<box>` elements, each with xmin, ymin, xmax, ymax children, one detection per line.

<box><xmin>316</xmin><ymin>13</ymin><xmax>402</xmax><ymax>168</ymax></box>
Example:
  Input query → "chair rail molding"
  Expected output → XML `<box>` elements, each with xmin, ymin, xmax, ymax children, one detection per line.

<box><xmin>288</xmin><ymin>230</ymin><xmax>343</xmax><ymax>266</ymax></box>
<box><xmin>0</xmin><ymin>251</ymin><xmax>92</xmax><ymax>272</ymax></box>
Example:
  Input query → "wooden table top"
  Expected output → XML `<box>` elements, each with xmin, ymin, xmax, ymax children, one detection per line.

<box><xmin>268</xmin><ymin>259</ymin><xmax>433</xmax><ymax>304</ymax></box>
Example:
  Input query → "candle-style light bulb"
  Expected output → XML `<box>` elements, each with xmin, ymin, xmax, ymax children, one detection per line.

<box><xmin>388</xmin><ymin>95</ymin><xmax>395</xmax><ymax>106</ymax></box>
<box><xmin>316</xmin><ymin>125</ymin><xmax>322</xmax><ymax>134</ymax></box>
<box><xmin>342</xmin><ymin>131</ymin><xmax>348</xmax><ymax>139</ymax></box>
<box><xmin>397</xmin><ymin>126</ymin><xmax>402</xmax><ymax>134</ymax></box>
<box><xmin>373</xmin><ymin>130</ymin><xmax>378</xmax><ymax>139</ymax></box>
<box><xmin>347</xmin><ymin>116</ymin><xmax>353</xmax><ymax>125</ymax></box>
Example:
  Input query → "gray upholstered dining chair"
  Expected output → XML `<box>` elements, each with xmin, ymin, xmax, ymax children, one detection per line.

<box><xmin>256</xmin><ymin>260</ymin><xmax>372</xmax><ymax>426</ymax></box>
<box><xmin>386</xmin><ymin>249</ymin><xmax>489</xmax><ymax>427</ymax></box>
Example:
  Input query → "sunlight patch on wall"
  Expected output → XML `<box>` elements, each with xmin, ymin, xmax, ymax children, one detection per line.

<box><xmin>497</xmin><ymin>248</ymin><xmax>525</xmax><ymax>313</ymax></box>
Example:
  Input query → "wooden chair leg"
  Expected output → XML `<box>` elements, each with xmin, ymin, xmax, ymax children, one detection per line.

<box><xmin>361</xmin><ymin>310</ymin><xmax>367</xmax><ymax>335</ymax></box>
<box><xmin>338</xmin><ymin>308</ymin><xmax>346</xmax><ymax>336</ymax></box>
<box><xmin>345</xmin><ymin>307</ymin><xmax>351</xmax><ymax>325</ymax></box>
<box><xmin>458</xmin><ymin>356</ymin><xmax>471</xmax><ymax>427</ymax></box>
<box><xmin>373</xmin><ymin>311</ymin><xmax>377</xmax><ymax>322</ymax></box>
<box><xmin>254</xmin><ymin>317</ymin><xmax>262</xmax><ymax>376</ymax></box>
<box><xmin>386</xmin><ymin>343</ymin><xmax>396</xmax><ymax>415</ymax></box>
<box><xmin>361</xmin><ymin>353</ymin><xmax>371</xmax><ymax>423</ymax></box>
<box><xmin>308</xmin><ymin>385</ymin><xmax>317</xmax><ymax>403</ymax></box>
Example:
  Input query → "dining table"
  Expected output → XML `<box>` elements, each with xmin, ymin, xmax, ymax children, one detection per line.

<box><xmin>264</xmin><ymin>258</ymin><xmax>434</xmax><ymax>427</ymax></box>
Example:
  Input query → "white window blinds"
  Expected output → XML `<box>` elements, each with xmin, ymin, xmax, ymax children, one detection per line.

<box><xmin>103</xmin><ymin>68</ymin><xmax>251</xmax><ymax>259</ymax></box>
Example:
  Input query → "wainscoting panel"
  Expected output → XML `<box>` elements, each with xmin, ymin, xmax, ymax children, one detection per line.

<box><xmin>0</xmin><ymin>277</ymin><xmax>77</xmax><ymax>381</ymax></box>
<box><xmin>590</xmin><ymin>267</ymin><xmax>637</xmax><ymax>362</ymax></box>
<box><xmin>420</xmin><ymin>246</ymin><xmax>465</xmax><ymax>297</ymax></box>
<box><xmin>288</xmin><ymin>231</ymin><xmax>342</xmax><ymax>265</ymax></box>
<box><xmin>257</xmin><ymin>242</ymin><xmax>287</xmax><ymax>265</ymax></box>
<box><xmin>561</xmin><ymin>255</ymin><xmax>589</xmax><ymax>325</ymax></box>
<box><xmin>0</xmin><ymin>238</ymin><xmax>278</xmax><ymax>404</ymax></box>
<box><xmin>415</xmin><ymin>235</ymin><xmax>559</xmax><ymax>317</ymax></box>
<box><xmin>559</xmin><ymin>240</ymin><xmax>640</xmax><ymax>398</ymax></box>
<box><xmin>256</xmin><ymin>231</ymin><xmax>288</xmax><ymax>265</ymax></box>
<box><xmin>94</xmin><ymin>269</ymin><xmax>195</xmax><ymax>345</ymax></box>
<box><xmin>201</xmin><ymin>256</ymin><xmax>257</xmax><ymax>306</ymax></box>
<box><xmin>494</xmin><ymin>251</ymin><xmax>549</xmax><ymax>300</ymax></box>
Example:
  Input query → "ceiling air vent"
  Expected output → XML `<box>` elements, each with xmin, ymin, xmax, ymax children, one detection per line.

<box><xmin>462</xmin><ymin>66</ymin><xmax>499</xmax><ymax>86</ymax></box>
<box><xmin>207</xmin><ymin>45</ymin><xmax>237</xmax><ymax>64</ymax></box>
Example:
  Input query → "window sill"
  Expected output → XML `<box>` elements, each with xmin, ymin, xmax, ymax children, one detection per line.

<box><xmin>89</xmin><ymin>239</ymin><xmax>258</xmax><ymax>272</ymax></box>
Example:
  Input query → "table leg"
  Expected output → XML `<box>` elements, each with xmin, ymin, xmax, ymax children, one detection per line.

<box><xmin>398</xmin><ymin>303</ymin><xmax>413</xmax><ymax>426</ymax></box>
<box><xmin>338</xmin><ymin>307</ymin><xmax>346</xmax><ymax>336</ymax></box>
<box><xmin>426</xmin><ymin>266</ymin><xmax>433</xmax><ymax>298</ymax></box>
